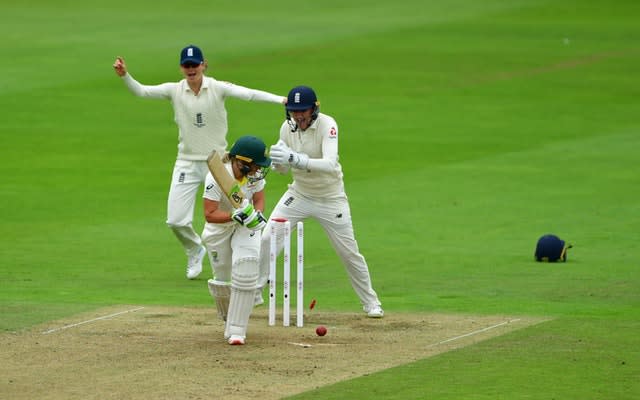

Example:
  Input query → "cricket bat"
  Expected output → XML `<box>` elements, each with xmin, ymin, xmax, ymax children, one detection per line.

<box><xmin>206</xmin><ymin>150</ymin><xmax>245</xmax><ymax>208</ymax></box>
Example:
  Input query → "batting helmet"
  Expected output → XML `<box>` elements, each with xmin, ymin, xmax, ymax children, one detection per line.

<box><xmin>534</xmin><ymin>234</ymin><xmax>571</xmax><ymax>262</ymax></box>
<box><xmin>286</xmin><ymin>86</ymin><xmax>319</xmax><ymax>111</ymax></box>
<box><xmin>229</xmin><ymin>136</ymin><xmax>271</xmax><ymax>168</ymax></box>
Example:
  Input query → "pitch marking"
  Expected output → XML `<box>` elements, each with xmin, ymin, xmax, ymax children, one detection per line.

<box><xmin>42</xmin><ymin>307</ymin><xmax>145</xmax><ymax>335</ymax></box>
<box><xmin>427</xmin><ymin>318</ymin><xmax>521</xmax><ymax>348</ymax></box>
<box><xmin>288</xmin><ymin>342</ymin><xmax>313</xmax><ymax>348</ymax></box>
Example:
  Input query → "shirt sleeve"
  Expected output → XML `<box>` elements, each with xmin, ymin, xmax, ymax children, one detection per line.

<box><xmin>306</xmin><ymin>122</ymin><xmax>339</xmax><ymax>173</ymax></box>
<box><xmin>121</xmin><ymin>73</ymin><xmax>175</xmax><ymax>99</ymax></box>
<box><xmin>244</xmin><ymin>178</ymin><xmax>266</xmax><ymax>198</ymax></box>
<box><xmin>217</xmin><ymin>81</ymin><xmax>284</xmax><ymax>103</ymax></box>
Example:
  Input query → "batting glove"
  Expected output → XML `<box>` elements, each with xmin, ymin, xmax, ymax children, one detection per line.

<box><xmin>231</xmin><ymin>200</ymin><xmax>257</xmax><ymax>226</ymax></box>
<box><xmin>245</xmin><ymin>211</ymin><xmax>267</xmax><ymax>231</ymax></box>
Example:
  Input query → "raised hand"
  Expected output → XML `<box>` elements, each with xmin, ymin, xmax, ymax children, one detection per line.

<box><xmin>113</xmin><ymin>56</ymin><xmax>127</xmax><ymax>77</ymax></box>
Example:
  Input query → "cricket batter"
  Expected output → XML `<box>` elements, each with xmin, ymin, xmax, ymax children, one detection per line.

<box><xmin>202</xmin><ymin>135</ymin><xmax>271</xmax><ymax>345</ymax></box>
<box><xmin>112</xmin><ymin>45</ymin><xmax>285</xmax><ymax>280</ymax></box>
<box><xmin>259</xmin><ymin>86</ymin><xmax>384</xmax><ymax>318</ymax></box>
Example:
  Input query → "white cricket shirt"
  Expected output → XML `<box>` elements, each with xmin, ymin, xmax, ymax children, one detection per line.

<box><xmin>203</xmin><ymin>163</ymin><xmax>266</xmax><ymax>214</ymax></box>
<box><xmin>278</xmin><ymin>113</ymin><xmax>345</xmax><ymax>198</ymax></box>
<box><xmin>122</xmin><ymin>73</ymin><xmax>282</xmax><ymax>160</ymax></box>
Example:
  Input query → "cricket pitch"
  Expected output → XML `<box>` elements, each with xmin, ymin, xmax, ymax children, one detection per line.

<box><xmin>1</xmin><ymin>306</ymin><xmax>545</xmax><ymax>399</ymax></box>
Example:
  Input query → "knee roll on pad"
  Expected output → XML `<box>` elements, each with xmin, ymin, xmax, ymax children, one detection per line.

<box><xmin>232</xmin><ymin>257</ymin><xmax>259</xmax><ymax>290</ymax></box>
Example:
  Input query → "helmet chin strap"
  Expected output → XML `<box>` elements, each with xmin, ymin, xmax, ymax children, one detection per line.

<box><xmin>286</xmin><ymin>105</ymin><xmax>319</xmax><ymax>132</ymax></box>
<box><xmin>286</xmin><ymin>113</ymin><xmax>298</xmax><ymax>132</ymax></box>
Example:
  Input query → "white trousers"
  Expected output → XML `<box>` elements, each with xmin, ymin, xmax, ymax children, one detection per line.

<box><xmin>201</xmin><ymin>222</ymin><xmax>261</xmax><ymax>282</ymax></box>
<box><xmin>203</xmin><ymin>223</ymin><xmax>261</xmax><ymax>341</ymax></box>
<box><xmin>166</xmin><ymin>159</ymin><xmax>209</xmax><ymax>256</ymax></box>
<box><xmin>258</xmin><ymin>187</ymin><xmax>381</xmax><ymax>308</ymax></box>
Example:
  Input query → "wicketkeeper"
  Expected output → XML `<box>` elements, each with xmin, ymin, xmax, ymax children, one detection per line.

<box><xmin>258</xmin><ymin>86</ymin><xmax>384</xmax><ymax>318</ymax></box>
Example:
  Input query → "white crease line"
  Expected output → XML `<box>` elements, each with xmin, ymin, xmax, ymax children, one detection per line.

<box><xmin>42</xmin><ymin>307</ymin><xmax>146</xmax><ymax>334</ymax></box>
<box><xmin>427</xmin><ymin>318</ymin><xmax>521</xmax><ymax>348</ymax></box>
<box><xmin>288</xmin><ymin>342</ymin><xmax>313</xmax><ymax>348</ymax></box>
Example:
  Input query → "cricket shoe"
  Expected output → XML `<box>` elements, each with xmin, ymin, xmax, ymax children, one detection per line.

<box><xmin>364</xmin><ymin>304</ymin><xmax>384</xmax><ymax>318</ymax></box>
<box><xmin>228</xmin><ymin>335</ymin><xmax>245</xmax><ymax>345</ymax></box>
<box><xmin>186</xmin><ymin>245</ymin><xmax>206</xmax><ymax>280</ymax></box>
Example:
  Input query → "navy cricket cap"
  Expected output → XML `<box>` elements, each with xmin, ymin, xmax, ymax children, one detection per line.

<box><xmin>535</xmin><ymin>234</ymin><xmax>571</xmax><ymax>262</ymax></box>
<box><xmin>180</xmin><ymin>45</ymin><xmax>204</xmax><ymax>65</ymax></box>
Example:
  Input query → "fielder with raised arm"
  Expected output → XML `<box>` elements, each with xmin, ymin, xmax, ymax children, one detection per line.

<box><xmin>202</xmin><ymin>136</ymin><xmax>271</xmax><ymax>345</ymax></box>
<box><xmin>113</xmin><ymin>45</ymin><xmax>285</xmax><ymax>280</ymax></box>
<box><xmin>258</xmin><ymin>86</ymin><xmax>384</xmax><ymax>318</ymax></box>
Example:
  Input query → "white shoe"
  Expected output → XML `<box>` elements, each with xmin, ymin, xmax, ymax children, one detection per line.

<box><xmin>228</xmin><ymin>335</ymin><xmax>245</xmax><ymax>345</ymax></box>
<box><xmin>364</xmin><ymin>304</ymin><xmax>384</xmax><ymax>318</ymax></box>
<box><xmin>186</xmin><ymin>245</ymin><xmax>206</xmax><ymax>280</ymax></box>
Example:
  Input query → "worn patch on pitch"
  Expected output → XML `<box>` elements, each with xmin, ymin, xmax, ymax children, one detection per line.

<box><xmin>1</xmin><ymin>306</ymin><xmax>546</xmax><ymax>399</ymax></box>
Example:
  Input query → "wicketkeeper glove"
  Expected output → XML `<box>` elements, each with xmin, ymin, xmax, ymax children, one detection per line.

<box><xmin>270</xmin><ymin>140</ymin><xmax>309</xmax><ymax>170</ymax></box>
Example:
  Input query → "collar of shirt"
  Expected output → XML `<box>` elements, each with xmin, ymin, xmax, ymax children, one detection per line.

<box><xmin>182</xmin><ymin>76</ymin><xmax>210</xmax><ymax>93</ymax></box>
<box><xmin>300</xmin><ymin>117</ymin><xmax>319</xmax><ymax>132</ymax></box>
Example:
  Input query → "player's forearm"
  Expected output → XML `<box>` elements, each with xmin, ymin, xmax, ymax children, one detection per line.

<box><xmin>204</xmin><ymin>208</ymin><xmax>234</xmax><ymax>224</ymax></box>
<box><xmin>223</xmin><ymin>82</ymin><xmax>284</xmax><ymax>103</ymax></box>
<box><xmin>121</xmin><ymin>73</ymin><xmax>171</xmax><ymax>99</ymax></box>
<box><xmin>246</xmin><ymin>89</ymin><xmax>285</xmax><ymax>104</ymax></box>
<box><xmin>252</xmin><ymin>193</ymin><xmax>265</xmax><ymax>213</ymax></box>
<box><xmin>306</xmin><ymin>157</ymin><xmax>338</xmax><ymax>173</ymax></box>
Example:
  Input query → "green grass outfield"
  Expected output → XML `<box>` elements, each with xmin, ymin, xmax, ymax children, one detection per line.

<box><xmin>1</xmin><ymin>0</ymin><xmax>639</xmax><ymax>398</ymax></box>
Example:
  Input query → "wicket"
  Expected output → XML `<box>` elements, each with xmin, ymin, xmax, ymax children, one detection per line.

<box><xmin>268</xmin><ymin>218</ymin><xmax>304</xmax><ymax>327</ymax></box>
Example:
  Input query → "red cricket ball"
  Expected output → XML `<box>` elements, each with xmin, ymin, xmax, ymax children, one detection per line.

<box><xmin>315</xmin><ymin>325</ymin><xmax>327</xmax><ymax>336</ymax></box>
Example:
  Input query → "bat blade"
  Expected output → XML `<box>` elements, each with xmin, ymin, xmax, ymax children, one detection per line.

<box><xmin>206</xmin><ymin>150</ymin><xmax>244</xmax><ymax>208</ymax></box>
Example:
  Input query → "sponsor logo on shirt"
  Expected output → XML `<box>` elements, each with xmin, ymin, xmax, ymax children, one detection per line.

<box><xmin>194</xmin><ymin>113</ymin><xmax>206</xmax><ymax>128</ymax></box>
